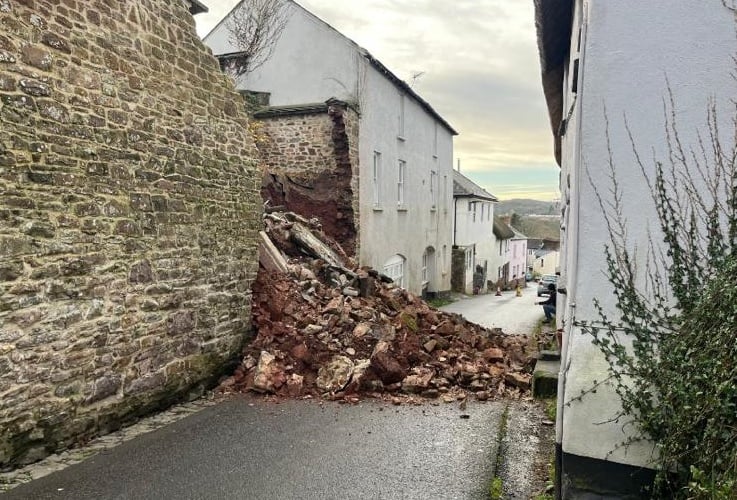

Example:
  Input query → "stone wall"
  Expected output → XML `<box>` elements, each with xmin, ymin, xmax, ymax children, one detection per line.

<box><xmin>0</xmin><ymin>0</ymin><xmax>260</xmax><ymax>468</ymax></box>
<box><xmin>451</xmin><ymin>247</ymin><xmax>467</xmax><ymax>293</ymax></box>
<box><xmin>257</xmin><ymin>100</ymin><xmax>359</xmax><ymax>255</ymax></box>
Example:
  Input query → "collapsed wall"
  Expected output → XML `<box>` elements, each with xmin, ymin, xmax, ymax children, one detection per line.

<box><xmin>255</xmin><ymin>99</ymin><xmax>359</xmax><ymax>255</ymax></box>
<box><xmin>0</xmin><ymin>0</ymin><xmax>260</xmax><ymax>468</ymax></box>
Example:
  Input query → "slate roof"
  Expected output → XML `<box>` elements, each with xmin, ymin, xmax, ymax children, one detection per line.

<box><xmin>206</xmin><ymin>0</ymin><xmax>457</xmax><ymax>135</ymax></box>
<box><xmin>509</xmin><ymin>225</ymin><xmax>528</xmax><ymax>240</ymax></box>
<box><xmin>452</xmin><ymin>170</ymin><xmax>498</xmax><ymax>201</ymax></box>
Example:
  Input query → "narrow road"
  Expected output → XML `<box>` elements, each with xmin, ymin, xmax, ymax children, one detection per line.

<box><xmin>439</xmin><ymin>284</ymin><xmax>543</xmax><ymax>335</ymax></box>
<box><xmin>3</xmin><ymin>397</ymin><xmax>507</xmax><ymax>500</ymax></box>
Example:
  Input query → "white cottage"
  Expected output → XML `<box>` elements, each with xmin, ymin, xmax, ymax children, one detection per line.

<box><xmin>203</xmin><ymin>1</ymin><xmax>457</xmax><ymax>297</ymax></box>
<box><xmin>450</xmin><ymin>170</ymin><xmax>498</xmax><ymax>294</ymax></box>
<box><xmin>535</xmin><ymin>0</ymin><xmax>736</xmax><ymax>497</ymax></box>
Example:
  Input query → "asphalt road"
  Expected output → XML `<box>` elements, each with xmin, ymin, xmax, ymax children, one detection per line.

<box><xmin>3</xmin><ymin>397</ymin><xmax>506</xmax><ymax>500</ymax></box>
<box><xmin>439</xmin><ymin>284</ymin><xmax>544</xmax><ymax>335</ymax></box>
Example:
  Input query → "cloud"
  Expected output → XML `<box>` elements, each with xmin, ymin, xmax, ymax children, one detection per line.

<box><xmin>194</xmin><ymin>0</ymin><xmax>559</xmax><ymax>200</ymax></box>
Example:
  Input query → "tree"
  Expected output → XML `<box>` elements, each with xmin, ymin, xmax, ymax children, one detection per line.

<box><xmin>222</xmin><ymin>0</ymin><xmax>292</xmax><ymax>78</ymax></box>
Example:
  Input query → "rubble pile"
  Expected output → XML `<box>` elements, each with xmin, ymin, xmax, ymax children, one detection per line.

<box><xmin>221</xmin><ymin>211</ymin><xmax>534</xmax><ymax>402</ymax></box>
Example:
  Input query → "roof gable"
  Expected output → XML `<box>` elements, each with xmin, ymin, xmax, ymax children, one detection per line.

<box><xmin>205</xmin><ymin>0</ymin><xmax>457</xmax><ymax>135</ymax></box>
<box><xmin>452</xmin><ymin>170</ymin><xmax>497</xmax><ymax>201</ymax></box>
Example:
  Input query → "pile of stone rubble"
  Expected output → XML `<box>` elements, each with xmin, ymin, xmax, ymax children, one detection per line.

<box><xmin>220</xmin><ymin>210</ymin><xmax>534</xmax><ymax>402</ymax></box>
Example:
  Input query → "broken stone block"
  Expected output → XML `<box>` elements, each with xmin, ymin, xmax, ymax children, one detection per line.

<box><xmin>401</xmin><ymin>367</ymin><xmax>435</xmax><ymax>393</ymax></box>
<box><xmin>504</xmin><ymin>372</ymin><xmax>531</xmax><ymax>390</ymax></box>
<box><xmin>286</xmin><ymin>374</ymin><xmax>304</xmax><ymax>397</ymax></box>
<box><xmin>342</xmin><ymin>286</ymin><xmax>359</xmax><ymax>297</ymax></box>
<box><xmin>434</xmin><ymin>320</ymin><xmax>455</xmax><ymax>336</ymax></box>
<box><xmin>423</xmin><ymin>339</ymin><xmax>438</xmax><ymax>353</ymax></box>
<box><xmin>252</xmin><ymin>351</ymin><xmax>286</xmax><ymax>393</ymax></box>
<box><xmin>316</xmin><ymin>355</ymin><xmax>354</xmax><ymax>392</ymax></box>
<box><xmin>370</xmin><ymin>350</ymin><xmax>406</xmax><ymax>384</ymax></box>
<box><xmin>358</xmin><ymin>276</ymin><xmax>375</xmax><ymax>297</ymax></box>
<box><xmin>303</xmin><ymin>324</ymin><xmax>323</xmax><ymax>335</ymax></box>
<box><xmin>482</xmin><ymin>347</ymin><xmax>504</xmax><ymax>362</ymax></box>
<box><xmin>353</xmin><ymin>322</ymin><xmax>371</xmax><ymax>337</ymax></box>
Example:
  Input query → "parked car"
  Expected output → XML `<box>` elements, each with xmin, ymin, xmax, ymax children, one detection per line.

<box><xmin>537</xmin><ymin>274</ymin><xmax>558</xmax><ymax>296</ymax></box>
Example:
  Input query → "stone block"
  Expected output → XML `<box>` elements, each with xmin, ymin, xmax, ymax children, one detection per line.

<box><xmin>532</xmin><ymin>359</ymin><xmax>559</xmax><ymax>398</ymax></box>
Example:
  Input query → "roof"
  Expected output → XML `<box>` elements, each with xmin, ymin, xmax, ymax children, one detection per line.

<box><xmin>533</xmin><ymin>0</ymin><xmax>574</xmax><ymax>166</ymax></box>
<box><xmin>252</xmin><ymin>98</ymin><xmax>351</xmax><ymax>118</ymax></box>
<box><xmin>187</xmin><ymin>0</ymin><xmax>208</xmax><ymax>15</ymax></box>
<box><xmin>205</xmin><ymin>0</ymin><xmax>457</xmax><ymax>136</ymax></box>
<box><xmin>493</xmin><ymin>217</ymin><xmax>515</xmax><ymax>239</ymax></box>
<box><xmin>509</xmin><ymin>225</ymin><xmax>528</xmax><ymax>240</ymax></box>
<box><xmin>359</xmin><ymin>49</ymin><xmax>457</xmax><ymax>136</ymax></box>
<box><xmin>452</xmin><ymin>170</ymin><xmax>498</xmax><ymax>201</ymax></box>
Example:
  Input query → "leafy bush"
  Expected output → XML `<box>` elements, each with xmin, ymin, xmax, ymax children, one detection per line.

<box><xmin>581</xmin><ymin>96</ymin><xmax>737</xmax><ymax>497</ymax></box>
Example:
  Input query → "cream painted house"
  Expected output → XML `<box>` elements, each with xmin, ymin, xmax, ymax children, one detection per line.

<box><xmin>535</xmin><ymin>0</ymin><xmax>736</xmax><ymax>497</ymax></box>
<box><xmin>450</xmin><ymin>170</ymin><xmax>498</xmax><ymax>294</ymax></box>
<box><xmin>203</xmin><ymin>1</ymin><xmax>456</xmax><ymax>297</ymax></box>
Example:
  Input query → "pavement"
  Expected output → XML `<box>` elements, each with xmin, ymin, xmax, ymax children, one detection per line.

<box><xmin>439</xmin><ymin>284</ymin><xmax>544</xmax><ymax>335</ymax></box>
<box><xmin>0</xmin><ymin>395</ymin><xmax>553</xmax><ymax>500</ymax></box>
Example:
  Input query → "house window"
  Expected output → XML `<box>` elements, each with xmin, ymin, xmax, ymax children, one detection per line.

<box><xmin>471</xmin><ymin>201</ymin><xmax>477</xmax><ymax>222</ymax></box>
<box><xmin>373</xmin><ymin>151</ymin><xmax>382</xmax><ymax>207</ymax></box>
<box><xmin>430</xmin><ymin>170</ymin><xmax>438</xmax><ymax>209</ymax></box>
<box><xmin>398</xmin><ymin>94</ymin><xmax>405</xmax><ymax>139</ymax></box>
<box><xmin>433</xmin><ymin>122</ymin><xmax>438</xmax><ymax>157</ymax></box>
<box><xmin>397</xmin><ymin>160</ymin><xmax>406</xmax><ymax>207</ymax></box>
<box><xmin>383</xmin><ymin>254</ymin><xmax>405</xmax><ymax>288</ymax></box>
<box><xmin>442</xmin><ymin>245</ymin><xmax>447</xmax><ymax>274</ymax></box>
<box><xmin>422</xmin><ymin>250</ymin><xmax>428</xmax><ymax>285</ymax></box>
<box><xmin>466</xmin><ymin>248</ymin><xmax>473</xmax><ymax>270</ymax></box>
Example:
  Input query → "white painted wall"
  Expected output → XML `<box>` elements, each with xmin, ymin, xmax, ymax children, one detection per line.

<box><xmin>489</xmin><ymin>237</ymin><xmax>510</xmax><ymax>286</ymax></box>
<box><xmin>204</xmin><ymin>1</ymin><xmax>455</xmax><ymax>296</ymax></box>
<box><xmin>558</xmin><ymin>0</ymin><xmax>736</xmax><ymax>469</ymax></box>
<box><xmin>453</xmin><ymin>196</ymin><xmax>496</xmax><ymax>293</ymax></box>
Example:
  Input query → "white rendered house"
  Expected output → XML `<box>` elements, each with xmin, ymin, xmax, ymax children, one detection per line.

<box><xmin>203</xmin><ymin>1</ymin><xmax>456</xmax><ymax>297</ymax></box>
<box><xmin>535</xmin><ymin>0</ymin><xmax>736</xmax><ymax>497</ymax></box>
<box><xmin>450</xmin><ymin>170</ymin><xmax>498</xmax><ymax>294</ymax></box>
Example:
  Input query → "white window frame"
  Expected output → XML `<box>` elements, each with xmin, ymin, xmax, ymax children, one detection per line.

<box><xmin>383</xmin><ymin>254</ymin><xmax>405</xmax><ymax>288</ymax></box>
<box><xmin>397</xmin><ymin>159</ymin><xmax>406</xmax><ymax>207</ymax></box>
<box><xmin>422</xmin><ymin>250</ymin><xmax>428</xmax><ymax>285</ymax></box>
<box><xmin>373</xmin><ymin>151</ymin><xmax>382</xmax><ymax>207</ymax></box>
<box><xmin>430</xmin><ymin>170</ymin><xmax>438</xmax><ymax>209</ymax></box>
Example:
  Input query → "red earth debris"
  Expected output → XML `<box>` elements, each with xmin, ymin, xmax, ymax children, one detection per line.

<box><xmin>219</xmin><ymin>210</ymin><xmax>534</xmax><ymax>402</ymax></box>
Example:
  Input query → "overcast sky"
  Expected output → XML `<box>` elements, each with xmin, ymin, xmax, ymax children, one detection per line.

<box><xmin>195</xmin><ymin>1</ymin><xmax>559</xmax><ymax>201</ymax></box>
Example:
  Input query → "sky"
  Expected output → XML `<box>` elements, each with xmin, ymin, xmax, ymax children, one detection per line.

<box><xmin>194</xmin><ymin>1</ymin><xmax>559</xmax><ymax>201</ymax></box>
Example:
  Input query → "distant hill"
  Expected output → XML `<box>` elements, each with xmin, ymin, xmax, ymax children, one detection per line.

<box><xmin>510</xmin><ymin>215</ymin><xmax>560</xmax><ymax>241</ymax></box>
<box><xmin>496</xmin><ymin>199</ymin><xmax>559</xmax><ymax>216</ymax></box>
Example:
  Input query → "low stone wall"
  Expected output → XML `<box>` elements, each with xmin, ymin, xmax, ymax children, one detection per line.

<box><xmin>0</xmin><ymin>0</ymin><xmax>260</xmax><ymax>468</ymax></box>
